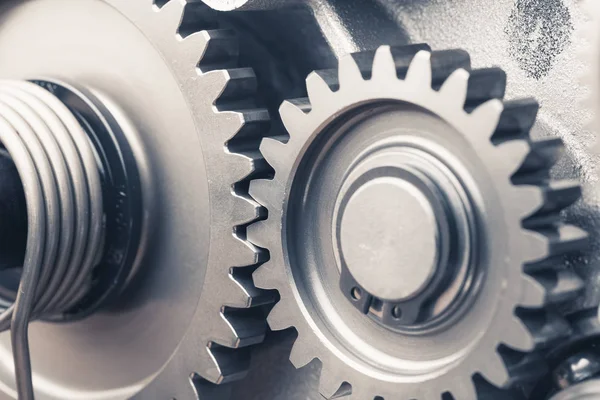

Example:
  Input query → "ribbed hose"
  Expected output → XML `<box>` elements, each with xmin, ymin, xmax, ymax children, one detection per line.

<box><xmin>0</xmin><ymin>81</ymin><xmax>105</xmax><ymax>399</ymax></box>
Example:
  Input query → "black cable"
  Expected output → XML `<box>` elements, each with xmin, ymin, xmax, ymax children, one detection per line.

<box><xmin>0</xmin><ymin>81</ymin><xmax>105</xmax><ymax>399</ymax></box>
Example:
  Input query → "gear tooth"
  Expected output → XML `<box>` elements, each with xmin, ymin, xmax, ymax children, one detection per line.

<box><xmin>511</xmin><ymin>185</ymin><xmax>545</xmax><ymax>221</ymax></box>
<box><xmin>252</xmin><ymin>259</ymin><xmax>275</xmax><ymax>289</ymax></box>
<box><xmin>346</xmin><ymin>386</ymin><xmax>373</xmax><ymax>400</ymax></box>
<box><xmin>224</xmin><ymin>279</ymin><xmax>258</xmax><ymax>309</ymax></box>
<box><xmin>267</xmin><ymin>300</ymin><xmax>294</xmax><ymax>331</ymax></box>
<box><xmin>288</xmin><ymin>336</ymin><xmax>317</xmax><ymax>369</ymax></box>
<box><xmin>512</xmin><ymin>138</ymin><xmax>564</xmax><ymax>181</ymax></box>
<box><xmin>519</xmin><ymin>274</ymin><xmax>547</xmax><ymax>308</ymax></box>
<box><xmin>199</xmin><ymin>69</ymin><xmax>233</xmax><ymax>105</ymax></box>
<box><xmin>248</xmin><ymin>178</ymin><xmax>281</xmax><ymax>209</ymax></box>
<box><xmin>156</xmin><ymin>0</ymin><xmax>184</xmax><ymax>32</ymax></box>
<box><xmin>280</xmin><ymin>99</ymin><xmax>310</xmax><ymax>136</ymax></box>
<box><xmin>217</xmin><ymin>67</ymin><xmax>258</xmax><ymax>101</ymax></box>
<box><xmin>227</xmin><ymin>267</ymin><xmax>274</xmax><ymax>308</ymax></box>
<box><xmin>498</xmin><ymin>348</ymin><xmax>547</xmax><ymax>387</ymax></box>
<box><xmin>222</xmin><ymin>308</ymin><xmax>268</xmax><ymax>348</ymax></box>
<box><xmin>210</xmin><ymin>314</ymin><xmax>244</xmax><ymax>348</ymax></box>
<box><xmin>372</xmin><ymin>45</ymin><xmax>397</xmax><ymax>81</ymax></box>
<box><xmin>503</xmin><ymin>316</ymin><xmax>536</xmax><ymax>352</ymax></box>
<box><xmin>473</xmin><ymin>373</ymin><xmax>528</xmax><ymax>400</ymax></box>
<box><xmin>230</xmin><ymin>195</ymin><xmax>260</xmax><ymax>227</ymax></box>
<box><xmin>228</xmin><ymin>235</ymin><xmax>262</xmax><ymax>267</ymax></box>
<box><xmin>469</xmin><ymin>98</ymin><xmax>504</xmax><ymax>139</ymax></box>
<box><xmin>178</xmin><ymin>1</ymin><xmax>218</xmax><ymax>34</ymax></box>
<box><xmin>465</xmin><ymin>68</ymin><xmax>507</xmax><ymax>108</ymax></box>
<box><xmin>430</xmin><ymin>49</ymin><xmax>472</xmax><ymax>86</ymax></box>
<box><xmin>547</xmin><ymin>270</ymin><xmax>585</xmax><ymax>303</ymax></box>
<box><xmin>526</xmin><ymin>270</ymin><xmax>585</xmax><ymax>306</ymax></box>
<box><xmin>522</xmin><ymin>180</ymin><xmax>581</xmax><ymax>227</ymax></box>
<box><xmin>405</xmin><ymin>50</ymin><xmax>433</xmax><ymax>87</ymax></box>
<box><xmin>228</xmin><ymin>108</ymin><xmax>271</xmax><ymax>142</ymax></box>
<box><xmin>195</xmin><ymin>29</ymin><xmax>239</xmax><ymax>72</ymax></box>
<box><xmin>521</xmin><ymin>230</ymin><xmax>552</xmax><ymax>263</ymax></box>
<box><xmin>517</xmin><ymin>309</ymin><xmax>572</xmax><ymax>349</ymax></box>
<box><xmin>440</xmin><ymin>68</ymin><xmax>470</xmax><ymax>109</ymax></box>
<box><xmin>338</xmin><ymin>53</ymin><xmax>364</xmax><ymax>88</ymax></box>
<box><xmin>306</xmin><ymin>70</ymin><xmax>335</xmax><ymax>105</ymax></box>
<box><xmin>228</xmin><ymin>152</ymin><xmax>258</xmax><ymax>183</ymax></box>
<box><xmin>246</xmin><ymin>219</ymin><xmax>272</xmax><ymax>250</ymax></box>
<box><xmin>493</xmin><ymin>99</ymin><xmax>539</xmax><ymax>143</ymax></box>
<box><xmin>214</xmin><ymin>104</ymin><xmax>269</xmax><ymax>143</ymax></box>
<box><xmin>526</xmin><ymin>225</ymin><xmax>588</xmax><ymax>262</ymax></box>
<box><xmin>446</xmin><ymin>380</ymin><xmax>478</xmax><ymax>400</ymax></box>
<box><xmin>177</xmin><ymin>30</ymin><xmax>210</xmax><ymax>67</ymax></box>
<box><xmin>318</xmin><ymin>369</ymin><xmax>351</xmax><ymax>399</ymax></box>
<box><xmin>205</xmin><ymin>344</ymin><xmax>251</xmax><ymax>384</ymax></box>
<box><xmin>189</xmin><ymin>372</ymin><xmax>233</xmax><ymax>400</ymax></box>
<box><xmin>496</xmin><ymin>139</ymin><xmax>531</xmax><ymax>176</ymax></box>
<box><xmin>259</xmin><ymin>136</ymin><xmax>288</xmax><ymax>171</ymax></box>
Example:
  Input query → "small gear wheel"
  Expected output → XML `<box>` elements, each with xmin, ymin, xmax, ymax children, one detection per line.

<box><xmin>248</xmin><ymin>44</ymin><xmax>588</xmax><ymax>399</ymax></box>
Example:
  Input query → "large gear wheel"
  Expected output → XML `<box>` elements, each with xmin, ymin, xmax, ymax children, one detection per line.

<box><xmin>0</xmin><ymin>0</ymin><xmax>271</xmax><ymax>398</ymax></box>
<box><xmin>248</xmin><ymin>44</ymin><xmax>588</xmax><ymax>399</ymax></box>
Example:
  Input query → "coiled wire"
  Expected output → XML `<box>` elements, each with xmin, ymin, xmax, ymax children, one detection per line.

<box><xmin>0</xmin><ymin>81</ymin><xmax>105</xmax><ymax>399</ymax></box>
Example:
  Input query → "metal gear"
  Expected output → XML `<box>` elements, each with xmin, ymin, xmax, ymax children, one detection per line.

<box><xmin>248</xmin><ymin>44</ymin><xmax>587</xmax><ymax>399</ymax></box>
<box><xmin>0</xmin><ymin>0</ymin><xmax>271</xmax><ymax>398</ymax></box>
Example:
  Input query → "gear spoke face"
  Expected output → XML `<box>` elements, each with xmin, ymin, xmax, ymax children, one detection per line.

<box><xmin>0</xmin><ymin>0</ymin><xmax>271</xmax><ymax>398</ymax></box>
<box><xmin>249</xmin><ymin>45</ymin><xmax>587</xmax><ymax>399</ymax></box>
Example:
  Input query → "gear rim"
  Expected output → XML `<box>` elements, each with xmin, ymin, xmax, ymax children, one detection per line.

<box><xmin>248</xmin><ymin>44</ymin><xmax>586</xmax><ymax>399</ymax></box>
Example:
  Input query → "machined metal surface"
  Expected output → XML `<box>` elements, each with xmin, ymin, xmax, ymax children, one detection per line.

<box><xmin>247</xmin><ymin>44</ymin><xmax>586</xmax><ymax>399</ymax></box>
<box><xmin>0</xmin><ymin>0</ymin><xmax>594</xmax><ymax>399</ymax></box>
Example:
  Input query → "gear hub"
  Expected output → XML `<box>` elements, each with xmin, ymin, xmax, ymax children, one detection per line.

<box><xmin>335</xmin><ymin>135</ymin><xmax>478</xmax><ymax>330</ymax></box>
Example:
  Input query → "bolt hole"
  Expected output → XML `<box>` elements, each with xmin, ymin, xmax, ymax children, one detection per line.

<box><xmin>351</xmin><ymin>287</ymin><xmax>362</xmax><ymax>301</ymax></box>
<box><xmin>392</xmin><ymin>306</ymin><xmax>402</xmax><ymax>319</ymax></box>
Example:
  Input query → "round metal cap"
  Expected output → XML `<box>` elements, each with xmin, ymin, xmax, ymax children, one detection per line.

<box><xmin>340</xmin><ymin>175</ymin><xmax>439</xmax><ymax>301</ymax></box>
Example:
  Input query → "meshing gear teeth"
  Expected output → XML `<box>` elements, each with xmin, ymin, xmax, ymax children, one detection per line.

<box><xmin>108</xmin><ymin>0</ymin><xmax>273</xmax><ymax>398</ymax></box>
<box><xmin>248</xmin><ymin>44</ymin><xmax>588</xmax><ymax>400</ymax></box>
